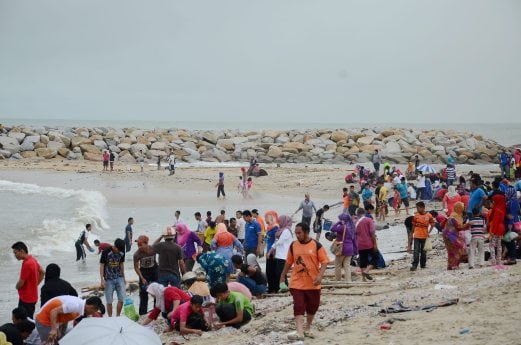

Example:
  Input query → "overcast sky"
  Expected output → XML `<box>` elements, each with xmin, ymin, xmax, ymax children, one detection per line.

<box><xmin>0</xmin><ymin>0</ymin><xmax>520</xmax><ymax>124</ymax></box>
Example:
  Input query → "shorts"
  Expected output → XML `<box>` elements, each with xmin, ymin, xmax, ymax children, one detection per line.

<box><xmin>358</xmin><ymin>249</ymin><xmax>378</xmax><ymax>268</ymax></box>
<box><xmin>313</xmin><ymin>221</ymin><xmax>322</xmax><ymax>233</ymax></box>
<box><xmin>401</xmin><ymin>197</ymin><xmax>410</xmax><ymax>208</ymax></box>
<box><xmin>103</xmin><ymin>160</ymin><xmax>109</xmax><ymax>167</ymax></box>
<box><xmin>290</xmin><ymin>288</ymin><xmax>321</xmax><ymax>316</ymax></box>
<box><xmin>104</xmin><ymin>277</ymin><xmax>126</xmax><ymax>304</ymax></box>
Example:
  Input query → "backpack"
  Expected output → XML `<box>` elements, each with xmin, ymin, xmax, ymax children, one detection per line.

<box><xmin>289</xmin><ymin>239</ymin><xmax>323</xmax><ymax>257</ymax></box>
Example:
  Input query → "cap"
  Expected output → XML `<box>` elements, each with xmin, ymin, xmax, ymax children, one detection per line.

<box><xmin>182</xmin><ymin>271</ymin><xmax>197</xmax><ymax>282</ymax></box>
<box><xmin>134</xmin><ymin>235</ymin><xmax>149</xmax><ymax>245</ymax></box>
<box><xmin>163</xmin><ymin>227</ymin><xmax>176</xmax><ymax>238</ymax></box>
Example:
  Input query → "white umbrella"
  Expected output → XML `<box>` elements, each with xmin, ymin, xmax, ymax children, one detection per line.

<box><xmin>417</xmin><ymin>164</ymin><xmax>436</xmax><ymax>174</ymax></box>
<box><xmin>59</xmin><ymin>316</ymin><xmax>161</xmax><ymax>345</ymax></box>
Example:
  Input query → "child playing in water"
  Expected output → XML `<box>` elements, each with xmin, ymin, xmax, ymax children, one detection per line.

<box><xmin>247</xmin><ymin>177</ymin><xmax>253</xmax><ymax>191</ymax></box>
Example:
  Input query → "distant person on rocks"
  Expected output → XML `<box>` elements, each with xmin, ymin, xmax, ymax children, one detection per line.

<box><xmin>109</xmin><ymin>150</ymin><xmax>115</xmax><ymax>171</ymax></box>
<box><xmin>293</xmin><ymin>193</ymin><xmax>317</xmax><ymax>226</ymax></box>
<box><xmin>124</xmin><ymin>217</ymin><xmax>133</xmax><ymax>253</ymax></box>
<box><xmin>99</xmin><ymin>238</ymin><xmax>126</xmax><ymax>317</ymax></box>
<box><xmin>40</xmin><ymin>263</ymin><xmax>78</xmax><ymax>307</ymax></box>
<box><xmin>102</xmin><ymin>150</ymin><xmax>109</xmax><ymax>171</ymax></box>
<box><xmin>12</xmin><ymin>241</ymin><xmax>45</xmax><ymax>319</ymax></box>
<box><xmin>75</xmin><ymin>224</ymin><xmax>95</xmax><ymax>262</ymax></box>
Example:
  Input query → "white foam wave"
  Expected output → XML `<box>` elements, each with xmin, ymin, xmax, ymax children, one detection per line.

<box><xmin>0</xmin><ymin>180</ymin><xmax>108</xmax><ymax>256</ymax></box>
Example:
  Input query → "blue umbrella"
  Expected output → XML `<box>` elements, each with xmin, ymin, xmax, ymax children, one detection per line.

<box><xmin>417</xmin><ymin>164</ymin><xmax>436</xmax><ymax>174</ymax></box>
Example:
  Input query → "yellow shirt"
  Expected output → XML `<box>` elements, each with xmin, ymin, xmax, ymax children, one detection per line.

<box><xmin>379</xmin><ymin>186</ymin><xmax>388</xmax><ymax>201</ymax></box>
<box><xmin>203</xmin><ymin>226</ymin><xmax>216</xmax><ymax>245</ymax></box>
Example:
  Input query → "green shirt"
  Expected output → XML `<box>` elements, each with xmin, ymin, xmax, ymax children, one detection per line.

<box><xmin>219</xmin><ymin>291</ymin><xmax>254</xmax><ymax>317</ymax></box>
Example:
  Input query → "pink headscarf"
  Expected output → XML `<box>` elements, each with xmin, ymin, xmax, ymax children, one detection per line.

<box><xmin>276</xmin><ymin>214</ymin><xmax>293</xmax><ymax>238</ymax></box>
<box><xmin>175</xmin><ymin>223</ymin><xmax>191</xmax><ymax>247</ymax></box>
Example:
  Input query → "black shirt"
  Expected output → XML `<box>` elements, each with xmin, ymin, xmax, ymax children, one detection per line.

<box><xmin>0</xmin><ymin>323</ymin><xmax>23</xmax><ymax>345</ymax></box>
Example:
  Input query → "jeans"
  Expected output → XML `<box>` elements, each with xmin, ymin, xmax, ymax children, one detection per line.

<box><xmin>184</xmin><ymin>258</ymin><xmax>195</xmax><ymax>272</ymax></box>
<box><xmin>416</xmin><ymin>187</ymin><xmax>425</xmax><ymax>200</ymax></box>
<box><xmin>238</xmin><ymin>275</ymin><xmax>267</xmax><ymax>295</ymax></box>
<box><xmin>411</xmin><ymin>238</ymin><xmax>427</xmax><ymax>268</ymax></box>
<box><xmin>75</xmin><ymin>240</ymin><xmax>86</xmax><ymax>261</ymax></box>
<box><xmin>157</xmin><ymin>273</ymin><xmax>180</xmax><ymax>288</ymax></box>
<box><xmin>447</xmin><ymin>178</ymin><xmax>454</xmax><ymax>187</ymax></box>
<box><xmin>104</xmin><ymin>277</ymin><xmax>126</xmax><ymax>304</ymax></box>
<box><xmin>468</xmin><ymin>238</ymin><xmax>484</xmax><ymax>267</ymax></box>
<box><xmin>501</xmin><ymin>164</ymin><xmax>509</xmax><ymax>178</ymax></box>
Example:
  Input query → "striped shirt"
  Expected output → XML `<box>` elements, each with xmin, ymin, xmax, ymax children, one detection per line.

<box><xmin>446</xmin><ymin>167</ymin><xmax>456</xmax><ymax>180</ymax></box>
<box><xmin>469</xmin><ymin>216</ymin><xmax>486</xmax><ymax>239</ymax></box>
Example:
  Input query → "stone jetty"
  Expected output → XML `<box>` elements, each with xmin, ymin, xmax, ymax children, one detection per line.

<box><xmin>0</xmin><ymin>125</ymin><xmax>503</xmax><ymax>165</ymax></box>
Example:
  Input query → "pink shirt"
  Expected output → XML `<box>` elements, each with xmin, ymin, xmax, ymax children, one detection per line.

<box><xmin>170</xmin><ymin>301</ymin><xmax>193</xmax><ymax>326</ymax></box>
<box><xmin>228</xmin><ymin>282</ymin><xmax>252</xmax><ymax>301</ymax></box>
<box><xmin>355</xmin><ymin>217</ymin><xmax>376</xmax><ymax>250</ymax></box>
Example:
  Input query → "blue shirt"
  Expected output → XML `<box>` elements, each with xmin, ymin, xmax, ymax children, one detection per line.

<box><xmin>244</xmin><ymin>220</ymin><xmax>261</xmax><ymax>249</ymax></box>
<box><xmin>468</xmin><ymin>188</ymin><xmax>486</xmax><ymax>214</ymax></box>
<box><xmin>361</xmin><ymin>188</ymin><xmax>373</xmax><ymax>202</ymax></box>
<box><xmin>265</xmin><ymin>226</ymin><xmax>278</xmax><ymax>252</ymax></box>
<box><xmin>397</xmin><ymin>183</ymin><xmax>408</xmax><ymax>199</ymax></box>
<box><xmin>125</xmin><ymin>224</ymin><xmax>132</xmax><ymax>240</ymax></box>
<box><xmin>516</xmin><ymin>180</ymin><xmax>521</xmax><ymax>192</ymax></box>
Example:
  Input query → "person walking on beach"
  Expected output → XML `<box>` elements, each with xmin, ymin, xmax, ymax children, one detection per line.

<box><xmin>410</xmin><ymin>202</ymin><xmax>435</xmax><ymax>271</ymax></box>
<box><xmin>397</xmin><ymin>177</ymin><xmax>410</xmax><ymax>215</ymax></box>
<box><xmin>99</xmin><ymin>238</ymin><xmax>126</xmax><ymax>317</ymax></box>
<box><xmin>216</xmin><ymin>172</ymin><xmax>226</xmax><ymax>198</ymax></box>
<box><xmin>133</xmin><ymin>235</ymin><xmax>158</xmax><ymax>315</ymax></box>
<box><xmin>11</xmin><ymin>242</ymin><xmax>45</xmax><ymax>318</ymax></box>
<box><xmin>102</xmin><ymin>150</ymin><xmax>109</xmax><ymax>171</ymax></box>
<box><xmin>355</xmin><ymin>207</ymin><xmax>378</xmax><ymax>281</ymax></box>
<box><xmin>331</xmin><ymin>213</ymin><xmax>357</xmax><ymax>282</ymax></box>
<box><xmin>168</xmin><ymin>151</ymin><xmax>176</xmax><ymax>175</ymax></box>
<box><xmin>75</xmin><ymin>223</ymin><xmax>95</xmax><ymax>262</ymax></box>
<box><xmin>266</xmin><ymin>214</ymin><xmax>293</xmax><ymax>293</ymax></box>
<box><xmin>372</xmin><ymin>149</ymin><xmax>382</xmax><ymax>175</ymax></box>
<box><xmin>153</xmin><ymin>227</ymin><xmax>186</xmax><ymax>287</ymax></box>
<box><xmin>293</xmin><ymin>193</ymin><xmax>317</xmax><ymax>227</ymax></box>
<box><xmin>124</xmin><ymin>217</ymin><xmax>133</xmax><ymax>253</ymax></box>
<box><xmin>280</xmin><ymin>222</ymin><xmax>329</xmax><ymax>341</ymax></box>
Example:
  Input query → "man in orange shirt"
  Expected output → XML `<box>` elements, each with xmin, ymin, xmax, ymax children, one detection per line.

<box><xmin>410</xmin><ymin>202</ymin><xmax>435</xmax><ymax>271</ymax></box>
<box><xmin>342</xmin><ymin>187</ymin><xmax>350</xmax><ymax>214</ymax></box>
<box><xmin>280</xmin><ymin>223</ymin><xmax>329</xmax><ymax>341</ymax></box>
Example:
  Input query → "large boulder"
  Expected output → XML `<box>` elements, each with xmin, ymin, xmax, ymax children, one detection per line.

<box><xmin>117</xmin><ymin>143</ymin><xmax>131</xmax><ymax>151</ymax></box>
<box><xmin>183</xmin><ymin>147</ymin><xmax>201</xmax><ymax>160</ymax></box>
<box><xmin>357</xmin><ymin>136</ymin><xmax>374</xmax><ymax>146</ymax></box>
<box><xmin>84</xmin><ymin>152</ymin><xmax>102</xmax><ymax>161</ymax></box>
<box><xmin>93</xmin><ymin>140</ymin><xmax>108</xmax><ymax>151</ymax></box>
<box><xmin>47</xmin><ymin>141</ymin><xmax>65</xmax><ymax>150</ymax></box>
<box><xmin>130</xmin><ymin>143</ymin><xmax>148</xmax><ymax>156</ymax></box>
<box><xmin>20</xmin><ymin>151</ymin><xmax>36</xmax><ymax>159</ymax></box>
<box><xmin>58</xmin><ymin>148</ymin><xmax>70</xmax><ymax>158</ymax></box>
<box><xmin>0</xmin><ymin>136</ymin><xmax>21</xmax><ymax>154</ymax></box>
<box><xmin>330</xmin><ymin>130</ymin><xmax>349</xmax><ymax>142</ymax></box>
<box><xmin>267</xmin><ymin>145</ymin><xmax>283</xmax><ymax>158</ymax></box>
<box><xmin>35</xmin><ymin>148</ymin><xmax>57</xmax><ymax>159</ymax></box>
<box><xmin>216</xmin><ymin>139</ymin><xmax>235</xmax><ymax>151</ymax></box>
<box><xmin>71</xmin><ymin>136</ymin><xmax>91</xmax><ymax>147</ymax></box>
<box><xmin>20</xmin><ymin>141</ymin><xmax>34</xmax><ymax>152</ymax></box>
<box><xmin>8</xmin><ymin>132</ymin><xmax>26</xmax><ymax>143</ymax></box>
<box><xmin>384</xmin><ymin>141</ymin><xmax>401</xmax><ymax>154</ymax></box>
<box><xmin>80</xmin><ymin>144</ymin><xmax>101</xmax><ymax>154</ymax></box>
<box><xmin>151</xmin><ymin>142</ymin><xmax>167</xmax><ymax>151</ymax></box>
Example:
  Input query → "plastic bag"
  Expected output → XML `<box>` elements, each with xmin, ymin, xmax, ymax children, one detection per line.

<box><xmin>123</xmin><ymin>297</ymin><xmax>138</xmax><ymax>321</ymax></box>
<box><xmin>424</xmin><ymin>237</ymin><xmax>432</xmax><ymax>252</ymax></box>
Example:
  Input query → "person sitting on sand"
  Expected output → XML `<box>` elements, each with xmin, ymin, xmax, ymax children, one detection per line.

<box><xmin>212</xmin><ymin>283</ymin><xmax>253</xmax><ymax>329</ymax></box>
<box><xmin>142</xmin><ymin>282</ymin><xmax>191</xmax><ymax>328</ymax></box>
<box><xmin>170</xmin><ymin>295</ymin><xmax>209</xmax><ymax>335</ymax></box>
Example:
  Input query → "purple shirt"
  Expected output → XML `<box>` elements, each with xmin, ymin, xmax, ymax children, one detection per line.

<box><xmin>331</xmin><ymin>221</ymin><xmax>357</xmax><ymax>256</ymax></box>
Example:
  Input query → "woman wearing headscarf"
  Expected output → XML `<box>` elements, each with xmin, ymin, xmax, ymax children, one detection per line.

<box><xmin>211</xmin><ymin>223</ymin><xmax>243</xmax><ymax>273</ymax></box>
<box><xmin>503</xmin><ymin>184</ymin><xmax>518</xmax><ymax>265</ymax></box>
<box><xmin>488</xmin><ymin>180</ymin><xmax>507</xmax><ymax>265</ymax></box>
<box><xmin>264</xmin><ymin>210</ymin><xmax>279</xmax><ymax>293</ymax></box>
<box><xmin>330</xmin><ymin>213</ymin><xmax>357</xmax><ymax>282</ymax></box>
<box><xmin>442</xmin><ymin>202</ymin><xmax>468</xmax><ymax>270</ymax></box>
<box><xmin>442</xmin><ymin>186</ymin><xmax>462</xmax><ymax>216</ymax></box>
<box><xmin>142</xmin><ymin>282</ymin><xmax>191</xmax><ymax>327</ymax></box>
<box><xmin>267</xmin><ymin>215</ymin><xmax>293</xmax><ymax>293</ymax></box>
<box><xmin>175</xmin><ymin>223</ymin><xmax>203</xmax><ymax>271</ymax></box>
<box><xmin>40</xmin><ymin>263</ymin><xmax>78</xmax><ymax>307</ymax></box>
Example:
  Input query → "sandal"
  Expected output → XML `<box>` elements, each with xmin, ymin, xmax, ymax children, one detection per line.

<box><xmin>363</xmin><ymin>272</ymin><xmax>373</xmax><ymax>281</ymax></box>
<box><xmin>304</xmin><ymin>331</ymin><xmax>315</xmax><ymax>338</ymax></box>
<box><xmin>288</xmin><ymin>333</ymin><xmax>305</xmax><ymax>341</ymax></box>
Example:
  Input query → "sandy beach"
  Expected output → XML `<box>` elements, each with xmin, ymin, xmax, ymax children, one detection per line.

<box><xmin>1</xmin><ymin>159</ymin><xmax>518</xmax><ymax>345</ymax></box>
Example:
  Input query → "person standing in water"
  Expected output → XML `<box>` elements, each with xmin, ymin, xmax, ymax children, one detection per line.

<box><xmin>75</xmin><ymin>224</ymin><xmax>95</xmax><ymax>262</ymax></box>
<box><xmin>125</xmin><ymin>218</ymin><xmax>134</xmax><ymax>253</ymax></box>
<box><xmin>216</xmin><ymin>172</ymin><xmax>226</xmax><ymax>198</ymax></box>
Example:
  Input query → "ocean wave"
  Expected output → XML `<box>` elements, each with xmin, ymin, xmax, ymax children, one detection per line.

<box><xmin>0</xmin><ymin>180</ymin><xmax>108</xmax><ymax>256</ymax></box>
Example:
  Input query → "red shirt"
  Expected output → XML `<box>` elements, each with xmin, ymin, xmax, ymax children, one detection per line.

<box><xmin>148</xmin><ymin>287</ymin><xmax>191</xmax><ymax>320</ymax></box>
<box><xmin>97</xmin><ymin>243</ymin><xmax>112</xmax><ymax>254</ymax></box>
<box><xmin>170</xmin><ymin>301</ymin><xmax>201</xmax><ymax>328</ymax></box>
<box><xmin>19</xmin><ymin>255</ymin><xmax>41</xmax><ymax>303</ymax></box>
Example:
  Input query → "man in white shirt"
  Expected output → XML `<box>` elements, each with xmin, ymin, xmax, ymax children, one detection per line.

<box><xmin>236</xmin><ymin>210</ymin><xmax>246</xmax><ymax>243</ymax></box>
<box><xmin>194</xmin><ymin>212</ymin><xmax>207</xmax><ymax>233</ymax></box>
<box><xmin>416</xmin><ymin>172</ymin><xmax>426</xmax><ymax>200</ymax></box>
<box><xmin>407</xmin><ymin>183</ymin><xmax>417</xmax><ymax>200</ymax></box>
<box><xmin>173</xmin><ymin>210</ymin><xmax>184</xmax><ymax>227</ymax></box>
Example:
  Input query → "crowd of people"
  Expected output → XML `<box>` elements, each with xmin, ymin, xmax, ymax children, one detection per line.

<box><xmin>3</xmin><ymin>149</ymin><xmax>521</xmax><ymax>345</ymax></box>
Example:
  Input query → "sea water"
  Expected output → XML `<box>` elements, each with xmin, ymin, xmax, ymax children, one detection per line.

<box><xmin>0</xmin><ymin>176</ymin><xmax>408</xmax><ymax>322</ymax></box>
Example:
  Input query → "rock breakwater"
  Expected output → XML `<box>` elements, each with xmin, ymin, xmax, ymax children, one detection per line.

<box><xmin>0</xmin><ymin>125</ymin><xmax>503</xmax><ymax>165</ymax></box>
